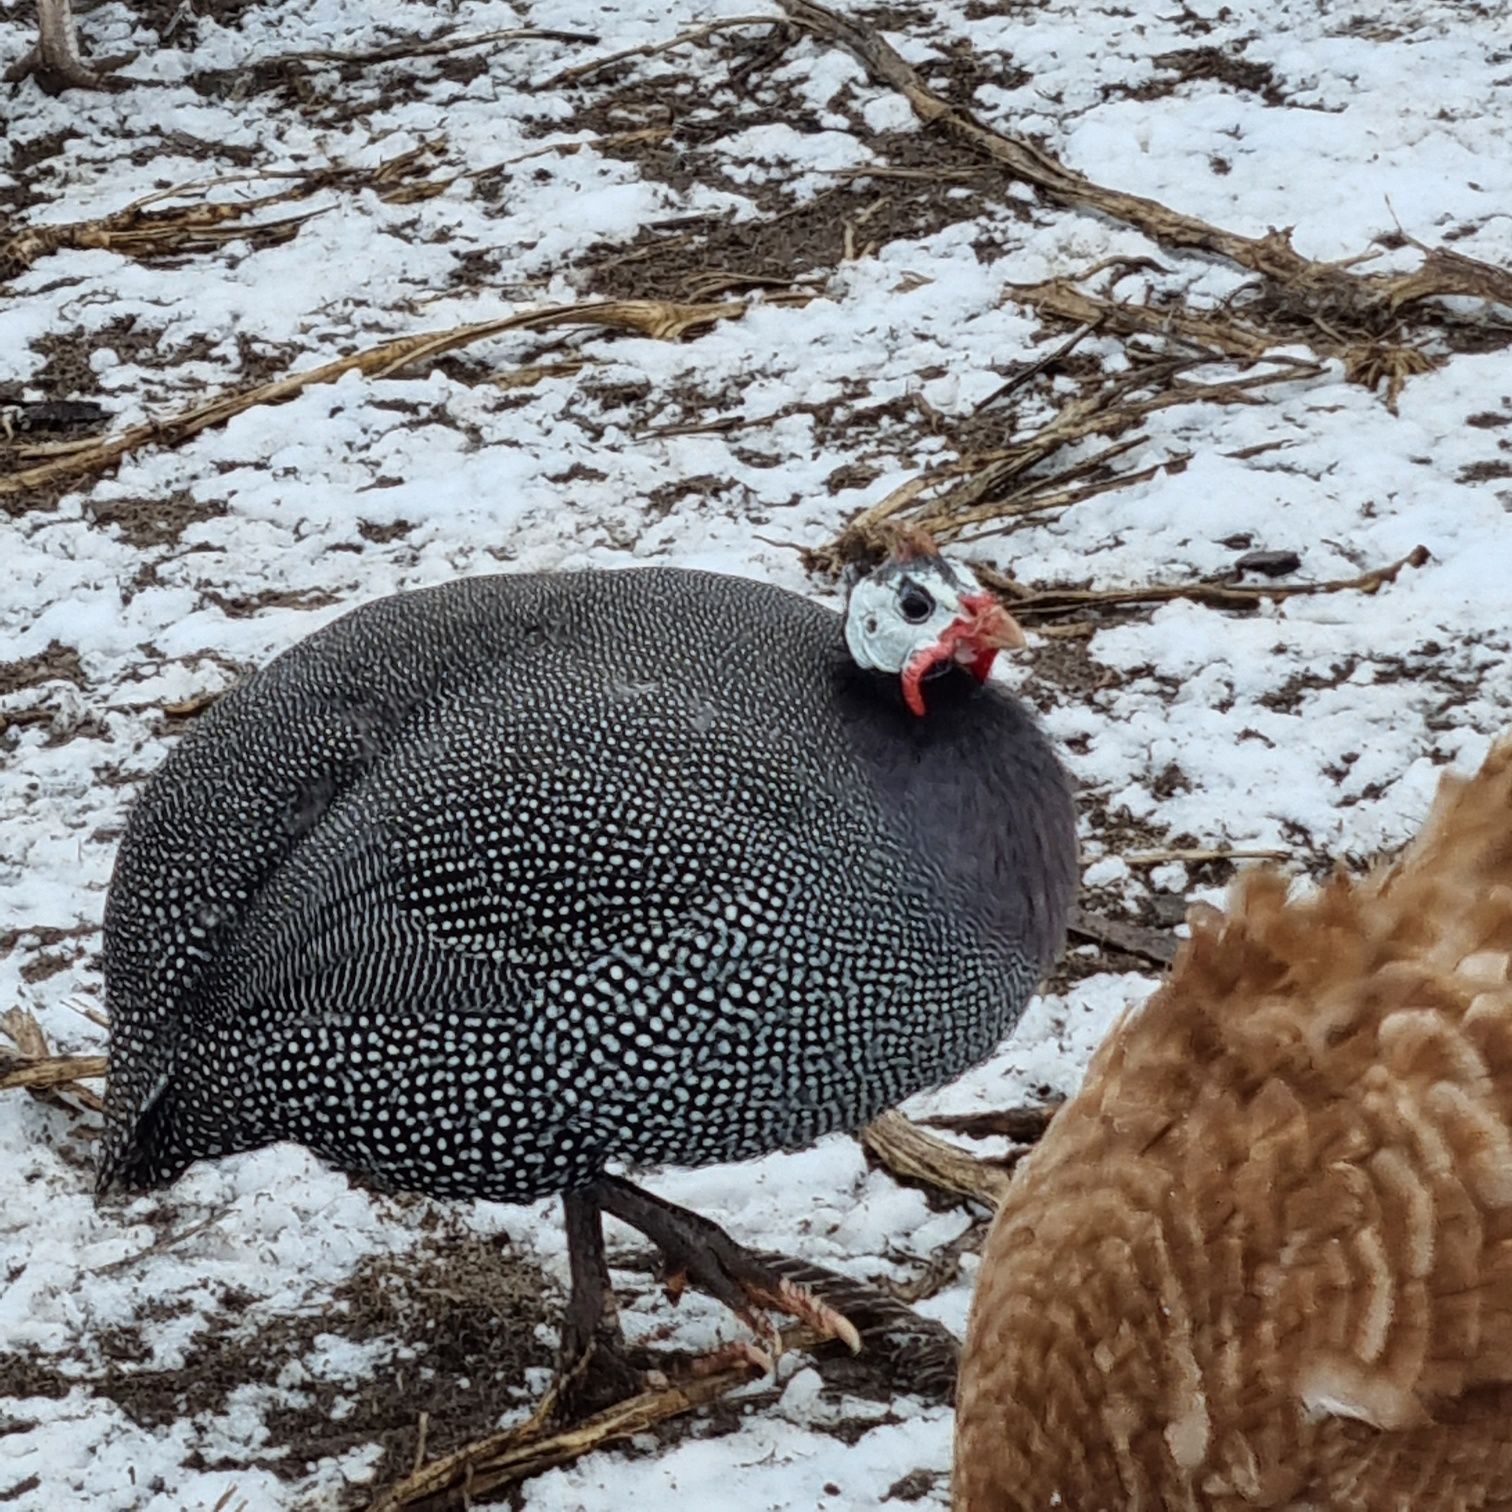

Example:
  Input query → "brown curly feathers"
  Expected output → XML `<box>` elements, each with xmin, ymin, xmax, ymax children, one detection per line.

<box><xmin>955</xmin><ymin>739</ymin><xmax>1512</xmax><ymax>1512</ymax></box>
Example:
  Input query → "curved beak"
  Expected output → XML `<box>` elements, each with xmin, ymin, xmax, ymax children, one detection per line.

<box><xmin>899</xmin><ymin>591</ymin><xmax>1026</xmax><ymax>716</ymax></box>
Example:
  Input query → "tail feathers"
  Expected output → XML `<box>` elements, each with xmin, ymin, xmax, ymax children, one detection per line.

<box><xmin>96</xmin><ymin>1081</ymin><xmax>191</xmax><ymax>1194</ymax></box>
<box><xmin>97</xmin><ymin>1073</ymin><xmax>258</xmax><ymax>1194</ymax></box>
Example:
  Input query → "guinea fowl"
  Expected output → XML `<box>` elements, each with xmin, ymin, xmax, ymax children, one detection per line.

<box><xmin>99</xmin><ymin>546</ymin><xmax>1077</xmax><ymax>1395</ymax></box>
<box><xmin>956</xmin><ymin>738</ymin><xmax>1512</xmax><ymax>1511</ymax></box>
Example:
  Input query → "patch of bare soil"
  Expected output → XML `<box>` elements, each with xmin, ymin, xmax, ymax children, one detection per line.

<box><xmin>87</xmin><ymin>489</ymin><xmax>228</xmax><ymax>549</ymax></box>
<box><xmin>28</xmin><ymin>323</ymin><xmax>298</xmax><ymax>401</ymax></box>
<box><xmin>570</xmin><ymin>33</ymin><xmax>1024</xmax><ymax>303</ymax></box>
<box><xmin>1459</xmin><ymin>458</ymin><xmax>1512</xmax><ymax>483</ymax></box>
<box><xmin>17</xmin><ymin>948</ymin><xmax>82</xmax><ymax>983</ymax></box>
<box><xmin>28</xmin><ymin>322</ymin><xmax>199</xmax><ymax>401</ymax></box>
<box><xmin>0</xmin><ymin>397</ymin><xmax>108</xmax><ymax>438</ymax></box>
<box><xmin>0</xmin><ymin>1202</ymin><xmax>958</xmax><ymax>1510</ymax></box>
<box><xmin>581</xmin><ymin>142</ymin><xmax>1015</xmax><ymax>302</ymax></box>
<box><xmin>2</xmin><ymin>322</ymin><xmax>303</xmax><ymax>518</ymax></box>
<box><xmin>922</xmin><ymin>33</ymin><xmax>1032</xmax><ymax>101</ymax></box>
<box><xmin>0</xmin><ymin>129</ymin><xmax>82</xmax><ymax>217</ymax></box>
<box><xmin>0</xmin><ymin>636</ymin><xmax>108</xmax><ymax>745</ymax></box>
<box><xmin>0</xmin><ymin>642</ymin><xmax>85</xmax><ymax>697</ymax></box>
<box><xmin>0</xmin><ymin>1223</ymin><xmax>554</xmax><ymax>1505</ymax></box>
<box><xmin>196</xmin><ymin>586</ymin><xmax>345</xmax><ymax>618</ymax></box>
<box><xmin>1133</xmin><ymin>45</ymin><xmax>1288</xmax><ymax>107</ymax></box>
<box><xmin>129</xmin><ymin>0</ymin><xmax>265</xmax><ymax>39</ymax></box>
<box><xmin>885</xmin><ymin>1467</ymin><xmax>947</xmax><ymax>1501</ymax></box>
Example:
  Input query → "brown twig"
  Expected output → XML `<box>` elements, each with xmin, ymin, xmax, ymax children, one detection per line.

<box><xmin>883</xmin><ymin>1216</ymin><xmax>991</xmax><ymax>1305</ymax></box>
<box><xmin>71</xmin><ymin>1001</ymin><xmax>110</xmax><ymax>1031</ymax></box>
<box><xmin>1</xmin><ymin>134</ymin><xmax>669</xmax><ymax>279</ymax></box>
<box><xmin>262</xmin><ymin>25</ymin><xmax>599</xmax><ymax>69</ymax></box>
<box><xmin>972</xmin><ymin>320</ymin><xmax>1103</xmax><ymax>414</ymax></box>
<box><xmin>544</xmin><ymin>15</ymin><xmax>778</xmax><ymax>88</ymax></box>
<box><xmin>1</xmin><ymin>293</ymin><xmax>810</xmax><ymax>500</ymax></box>
<box><xmin>1384</xmin><ymin>241</ymin><xmax>1512</xmax><ymax>315</ymax></box>
<box><xmin>860</xmin><ymin>1110</ymin><xmax>1015</xmax><ymax>1210</ymax></box>
<box><xmin>871</xmin><ymin>1103</ymin><xmax>1066</xmax><ymax>1301</ymax></box>
<box><xmin>1067</xmin><ymin>905</ymin><xmax>1177</xmax><ymax>967</ymax></box>
<box><xmin>777</xmin><ymin>0</ymin><xmax>1512</xmax><ymax>347</ymax></box>
<box><xmin>1125</xmin><ymin>846</ymin><xmax>1288</xmax><ymax>866</ymax></box>
<box><xmin>1</xmin><ymin>204</ymin><xmax>325</xmax><ymax>279</ymax></box>
<box><xmin>411</xmin><ymin>1413</ymin><xmax>429</xmax><ymax>1476</ymax></box>
<box><xmin>0</xmin><ymin>1005</ymin><xmax>49</xmax><ymax>1059</ymax></box>
<box><xmin>93</xmin><ymin>1209</ymin><xmax>233</xmax><ymax>1276</ymax></box>
<box><xmin>979</xmin><ymin>544</ymin><xmax>1430</xmax><ymax>622</ymax></box>
<box><xmin>0</xmin><ymin>1006</ymin><xmax>106</xmax><ymax>1112</ymax></box>
<box><xmin>773</xmin><ymin>0</ymin><xmax>1328</xmax><ymax>279</ymax></box>
<box><xmin>0</xmin><ymin>1053</ymin><xmax>108</xmax><ymax>1091</ymax></box>
<box><xmin>918</xmin><ymin>1104</ymin><xmax>1063</xmax><ymax>1143</ymax></box>
<box><xmin>365</xmin><ymin>1333</ymin><xmax>811</xmax><ymax>1510</ymax></box>
<box><xmin>0</xmin><ymin>145</ymin><xmax>448</xmax><ymax>278</ymax></box>
<box><xmin>805</xmin><ymin>356</ymin><xmax>1320</xmax><ymax>574</ymax></box>
<box><xmin>160</xmin><ymin>690</ymin><xmax>224</xmax><ymax>719</ymax></box>
<box><xmin>1008</xmin><ymin>277</ymin><xmax>1276</xmax><ymax>362</ymax></box>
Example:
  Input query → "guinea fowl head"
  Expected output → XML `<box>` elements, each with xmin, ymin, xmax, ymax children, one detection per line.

<box><xmin>842</xmin><ymin>539</ymin><xmax>1025</xmax><ymax>715</ymax></box>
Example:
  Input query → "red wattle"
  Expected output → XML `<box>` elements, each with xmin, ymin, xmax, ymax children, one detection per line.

<box><xmin>967</xmin><ymin>645</ymin><xmax>998</xmax><ymax>684</ymax></box>
<box><xmin>900</xmin><ymin>653</ymin><xmax>932</xmax><ymax>716</ymax></box>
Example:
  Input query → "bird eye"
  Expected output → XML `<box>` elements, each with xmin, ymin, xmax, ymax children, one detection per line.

<box><xmin>898</xmin><ymin>582</ymin><xmax>934</xmax><ymax>624</ymax></box>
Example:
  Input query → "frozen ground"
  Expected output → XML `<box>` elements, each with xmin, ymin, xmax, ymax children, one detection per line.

<box><xmin>2</xmin><ymin>0</ymin><xmax>1511</xmax><ymax>1506</ymax></box>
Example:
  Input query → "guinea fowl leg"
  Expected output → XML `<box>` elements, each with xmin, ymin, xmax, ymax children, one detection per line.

<box><xmin>555</xmin><ymin>1187</ymin><xmax>645</xmax><ymax>1412</ymax></box>
<box><xmin>593</xmin><ymin>1175</ymin><xmax>862</xmax><ymax>1365</ymax></box>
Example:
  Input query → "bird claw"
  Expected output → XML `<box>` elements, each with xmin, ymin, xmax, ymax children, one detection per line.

<box><xmin>663</xmin><ymin>1263</ymin><xmax>855</xmax><ymax>1366</ymax></box>
<box><xmin>684</xmin><ymin>1274</ymin><xmax>862</xmax><ymax>1383</ymax></box>
<box><xmin>736</xmin><ymin>1273</ymin><xmax>863</xmax><ymax>1354</ymax></box>
<box><xmin>686</xmin><ymin>1256</ymin><xmax>862</xmax><ymax>1359</ymax></box>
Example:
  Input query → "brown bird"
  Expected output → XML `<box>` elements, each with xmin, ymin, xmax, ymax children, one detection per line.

<box><xmin>956</xmin><ymin>738</ymin><xmax>1512</xmax><ymax>1511</ymax></box>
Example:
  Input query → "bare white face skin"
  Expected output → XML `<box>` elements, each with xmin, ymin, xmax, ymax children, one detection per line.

<box><xmin>843</xmin><ymin>553</ymin><xmax>1026</xmax><ymax>716</ymax></box>
<box><xmin>843</xmin><ymin>556</ymin><xmax>982</xmax><ymax>674</ymax></box>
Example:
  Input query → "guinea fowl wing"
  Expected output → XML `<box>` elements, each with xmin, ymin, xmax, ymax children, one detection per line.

<box><xmin>232</xmin><ymin>708</ymin><xmax>909</xmax><ymax>1176</ymax></box>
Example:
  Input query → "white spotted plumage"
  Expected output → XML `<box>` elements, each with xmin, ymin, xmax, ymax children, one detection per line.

<box><xmin>99</xmin><ymin>566</ymin><xmax>1076</xmax><ymax>1203</ymax></box>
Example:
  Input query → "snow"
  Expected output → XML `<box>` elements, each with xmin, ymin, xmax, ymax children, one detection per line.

<box><xmin>2</xmin><ymin>0</ymin><xmax>1510</xmax><ymax>1504</ymax></box>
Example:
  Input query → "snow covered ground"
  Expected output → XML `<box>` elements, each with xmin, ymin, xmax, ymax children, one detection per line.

<box><xmin>2</xmin><ymin>0</ymin><xmax>1510</xmax><ymax>1505</ymax></box>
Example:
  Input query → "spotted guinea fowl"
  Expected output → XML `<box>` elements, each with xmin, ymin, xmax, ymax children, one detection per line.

<box><xmin>956</xmin><ymin>738</ymin><xmax>1512</xmax><ymax>1512</ymax></box>
<box><xmin>100</xmin><ymin>544</ymin><xmax>1077</xmax><ymax>1392</ymax></box>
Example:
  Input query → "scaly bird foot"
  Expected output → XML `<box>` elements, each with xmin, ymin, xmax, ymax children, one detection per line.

<box><xmin>596</xmin><ymin>1175</ymin><xmax>862</xmax><ymax>1366</ymax></box>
